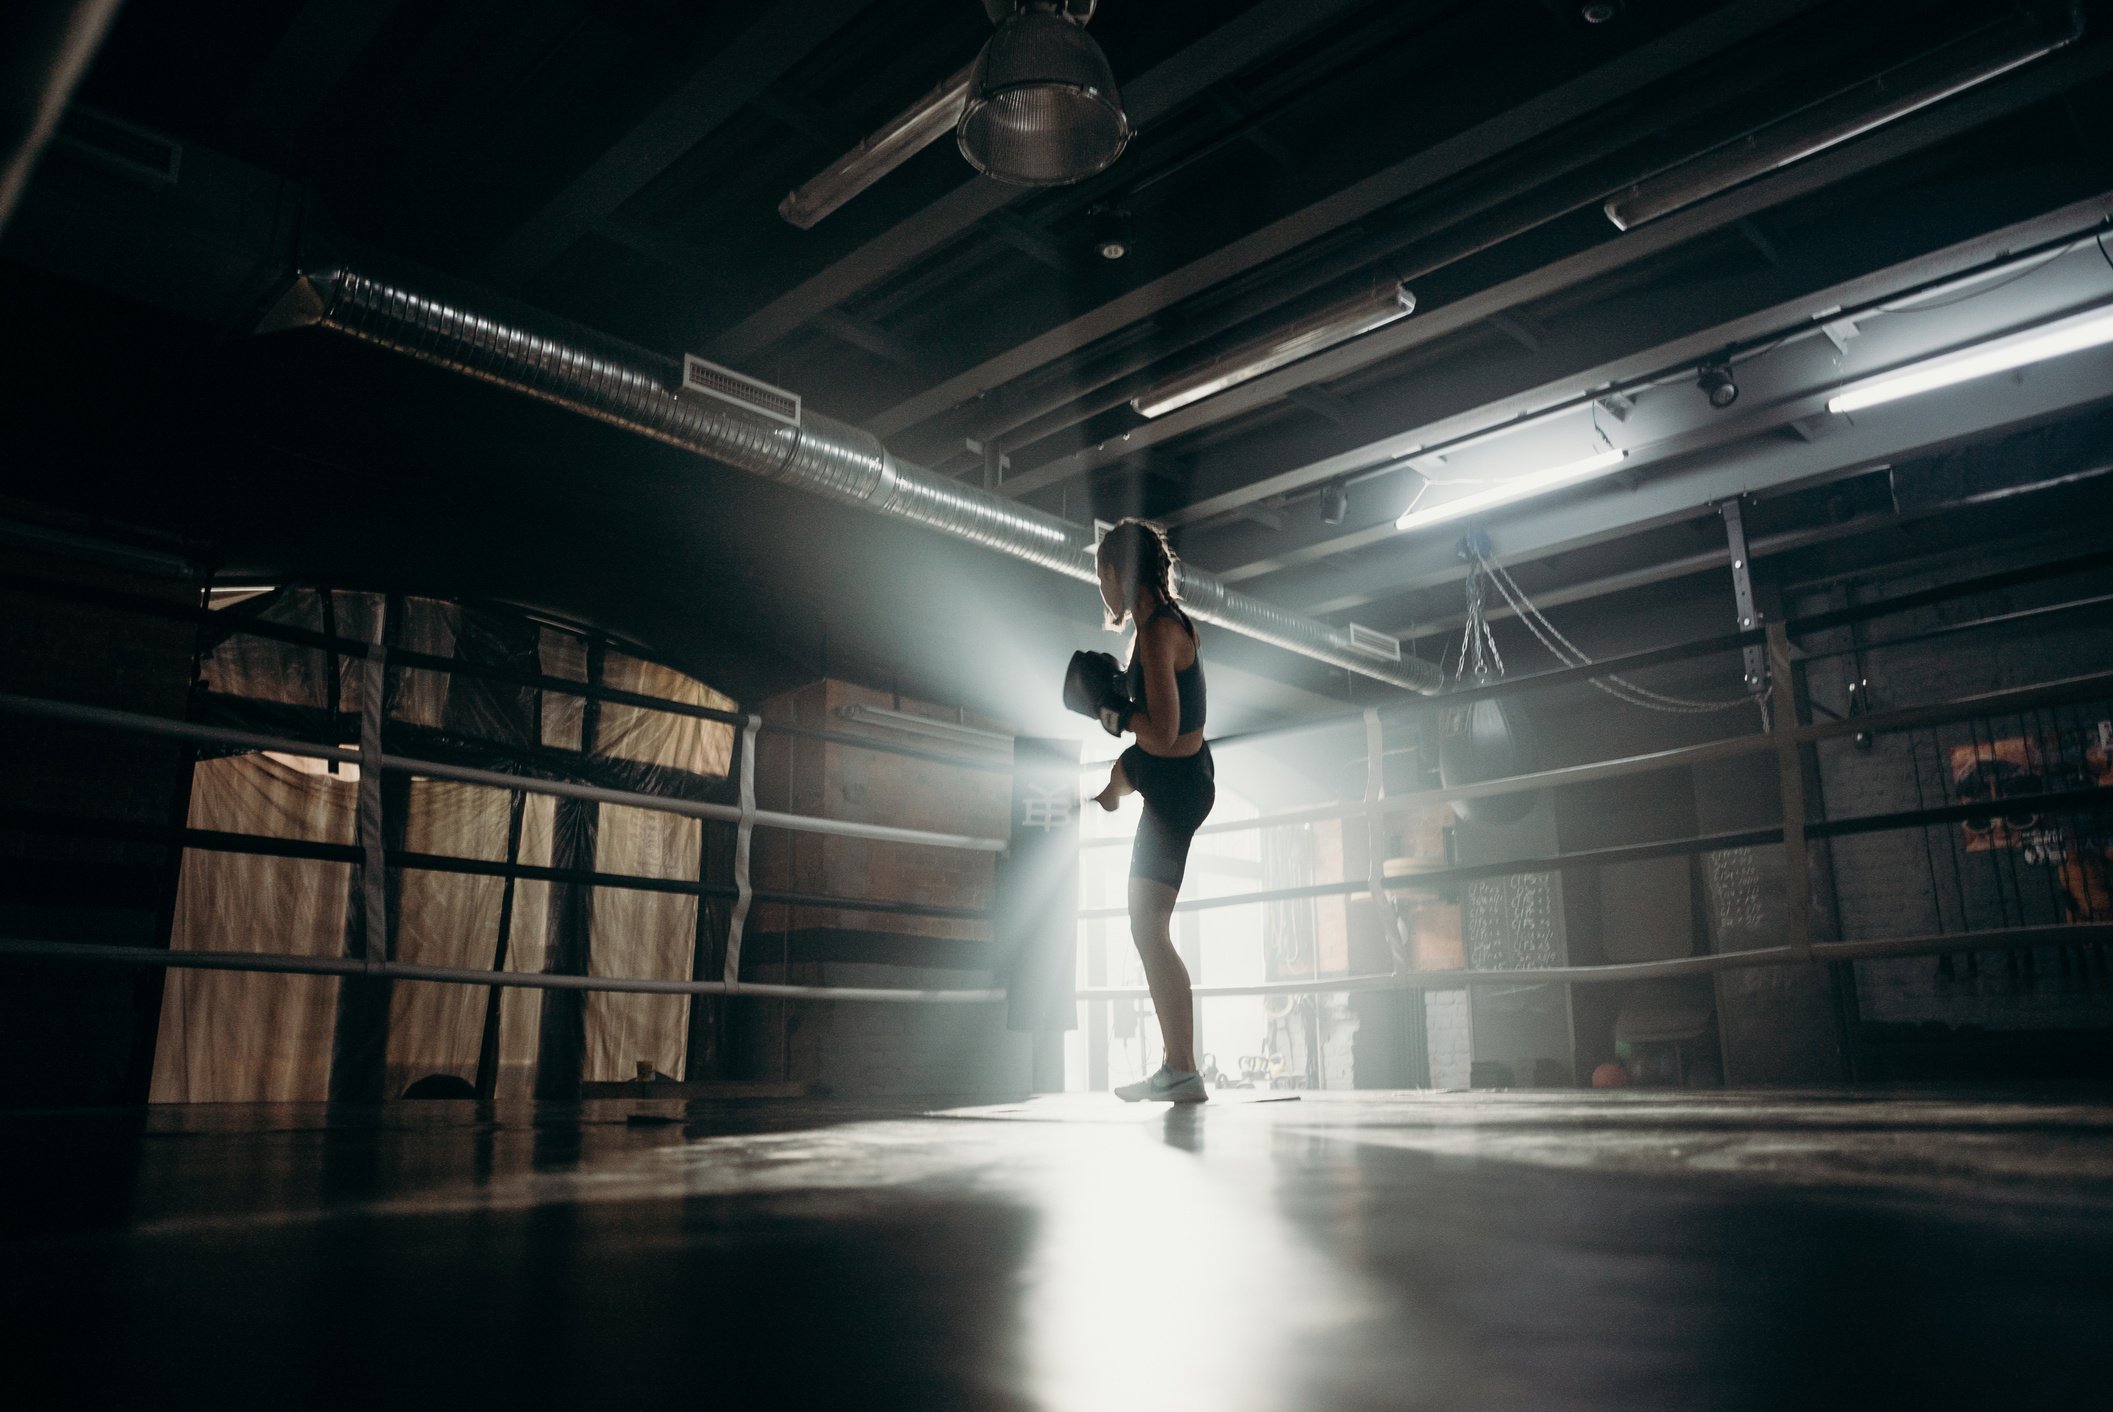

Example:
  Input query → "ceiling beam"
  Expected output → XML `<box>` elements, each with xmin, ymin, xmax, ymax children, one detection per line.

<box><xmin>1208</xmin><ymin>86</ymin><xmax>1298</xmax><ymax>169</ymax></box>
<box><xmin>1288</xmin><ymin>345</ymin><xmax>2113</xmax><ymax>624</ymax></box>
<box><xmin>479</xmin><ymin>0</ymin><xmax>869</xmax><ymax>286</ymax></box>
<box><xmin>1391</xmin><ymin>463</ymin><xmax>2113</xmax><ymax>651</ymax></box>
<box><xmin>1018</xmin><ymin>40</ymin><xmax>2113</xmax><ymax>505</ymax></box>
<box><xmin>703</xmin><ymin>0</ymin><xmax>1381</xmax><ymax>364</ymax></box>
<box><xmin>226</xmin><ymin>0</ymin><xmax>406</xmax><ymax>144</ymax></box>
<box><xmin>1168</xmin><ymin>183</ymin><xmax>2113</xmax><ymax>557</ymax></box>
<box><xmin>1734</xmin><ymin>216</ymin><xmax>1784</xmax><ymax>267</ymax></box>
<box><xmin>867</xmin><ymin>0</ymin><xmax>1837</xmax><ymax>444</ymax></box>
<box><xmin>952</xmin><ymin>137</ymin><xmax>1674</xmax><ymax>461</ymax></box>
<box><xmin>985</xmin><ymin>210</ymin><xmax>1080</xmax><ymax>273</ymax></box>
<box><xmin>1226</xmin><ymin>235</ymin><xmax>2113</xmax><ymax>594</ymax></box>
<box><xmin>943</xmin><ymin>10</ymin><xmax>1867</xmax><ymax>469</ymax></box>
<box><xmin>1286</xmin><ymin>386</ymin><xmax>1354</xmax><ymax>425</ymax></box>
<box><xmin>1486</xmin><ymin>308</ymin><xmax>1548</xmax><ymax>352</ymax></box>
<box><xmin>748</xmin><ymin>85</ymin><xmax>864</xmax><ymax>152</ymax></box>
<box><xmin>812</xmin><ymin>308</ymin><xmax>921</xmax><ymax>367</ymax></box>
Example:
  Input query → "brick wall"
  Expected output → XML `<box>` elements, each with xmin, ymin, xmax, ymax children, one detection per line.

<box><xmin>750</xmin><ymin>678</ymin><xmax>1010</xmax><ymax>942</ymax></box>
<box><xmin>738</xmin><ymin>679</ymin><xmax>1037</xmax><ymax>1098</ymax></box>
<box><xmin>738</xmin><ymin>961</ymin><xmax>1035</xmax><ymax>1100</ymax></box>
<box><xmin>1425</xmin><ymin>990</ymin><xmax>1472</xmax><ymax>1090</ymax></box>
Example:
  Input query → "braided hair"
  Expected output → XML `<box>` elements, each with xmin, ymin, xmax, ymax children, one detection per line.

<box><xmin>1096</xmin><ymin>518</ymin><xmax>1182</xmax><ymax>631</ymax></box>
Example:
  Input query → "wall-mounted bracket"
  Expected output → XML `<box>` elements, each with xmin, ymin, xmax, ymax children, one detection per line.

<box><xmin>1718</xmin><ymin>496</ymin><xmax>1767</xmax><ymax>693</ymax></box>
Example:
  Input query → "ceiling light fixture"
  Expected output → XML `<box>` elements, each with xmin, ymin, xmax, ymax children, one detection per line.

<box><xmin>1826</xmin><ymin>301</ymin><xmax>2113</xmax><ymax>415</ymax></box>
<box><xmin>780</xmin><ymin>63</ymin><xmax>976</xmax><ymax>229</ymax></box>
<box><xmin>1395</xmin><ymin>448</ymin><xmax>1628</xmax><ymax>534</ymax></box>
<box><xmin>1603</xmin><ymin>6</ymin><xmax>2080</xmax><ymax>231</ymax></box>
<box><xmin>958</xmin><ymin>2</ymin><xmax>1129</xmax><ymax>187</ymax></box>
<box><xmin>1132</xmin><ymin>282</ymin><xmax>1416</xmax><ymax>419</ymax></box>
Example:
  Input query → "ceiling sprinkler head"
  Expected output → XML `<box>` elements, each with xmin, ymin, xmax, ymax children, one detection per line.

<box><xmin>1089</xmin><ymin>204</ymin><xmax>1132</xmax><ymax>260</ymax></box>
<box><xmin>1697</xmin><ymin>362</ymin><xmax>1739</xmax><ymax>409</ymax></box>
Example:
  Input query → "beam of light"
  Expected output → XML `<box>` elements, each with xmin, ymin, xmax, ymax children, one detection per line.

<box><xmin>1393</xmin><ymin>448</ymin><xmax>1628</xmax><ymax>533</ymax></box>
<box><xmin>1826</xmin><ymin>302</ymin><xmax>2113</xmax><ymax>414</ymax></box>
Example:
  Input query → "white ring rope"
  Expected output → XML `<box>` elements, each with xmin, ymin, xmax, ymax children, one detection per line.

<box><xmin>0</xmin><ymin>692</ymin><xmax>1008</xmax><ymax>853</ymax></box>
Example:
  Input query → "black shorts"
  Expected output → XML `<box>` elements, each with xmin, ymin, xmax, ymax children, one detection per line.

<box><xmin>1120</xmin><ymin>741</ymin><xmax>1216</xmax><ymax>891</ymax></box>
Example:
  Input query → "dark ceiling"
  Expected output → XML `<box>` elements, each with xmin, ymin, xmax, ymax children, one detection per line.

<box><xmin>6</xmin><ymin>0</ymin><xmax>2113</xmax><ymax>736</ymax></box>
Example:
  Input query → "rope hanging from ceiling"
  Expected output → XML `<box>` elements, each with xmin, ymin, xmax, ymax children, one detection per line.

<box><xmin>1464</xmin><ymin>542</ymin><xmax>1769</xmax><ymax>724</ymax></box>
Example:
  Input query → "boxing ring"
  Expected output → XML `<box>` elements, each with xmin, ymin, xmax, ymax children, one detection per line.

<box><xmin>1070</xmin><ymin>547</ymin><xmax>2113</xmax><ymax>1019</ymax></box>
<box><xmin>3</xmin><ymin>546</ymin><xmax>2112</xmax><ymax>1087</ymax></box>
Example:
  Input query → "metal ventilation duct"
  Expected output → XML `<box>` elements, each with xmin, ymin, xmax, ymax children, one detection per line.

<box><xmin>258</xmin><ymin>269</ymin><xmax>1443</xmax><ymax>694</ymax></box>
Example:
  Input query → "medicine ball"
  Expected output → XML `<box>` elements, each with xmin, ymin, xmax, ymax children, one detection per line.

<box><xmin>1438</xmin><ymin>696</ymin><xmax>1539</xmax><ymax>825</ymax></box>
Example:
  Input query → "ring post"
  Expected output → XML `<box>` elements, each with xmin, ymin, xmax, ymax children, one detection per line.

<box><xmin>1767</xmin><ymin>622</ymin><xmax>1814</xmax><ymax>961</ymax></box>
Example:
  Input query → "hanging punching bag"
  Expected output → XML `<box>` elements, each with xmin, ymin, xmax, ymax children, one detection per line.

<box><xmin>1439</xmin><ymin>696</ymin><xmax>1539</xmax><ymax>825</ymax></box>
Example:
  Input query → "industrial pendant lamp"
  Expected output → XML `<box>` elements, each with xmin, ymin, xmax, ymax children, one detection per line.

<box><xmin>958</xmin><ymin>2</ymin><xmax>1130</xmax><ymax>186</ymax></box>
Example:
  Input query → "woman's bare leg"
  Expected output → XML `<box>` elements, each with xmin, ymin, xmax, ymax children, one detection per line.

<box><xmin>1091</xmin><ymin>758</ymin><xmax>1133</xmax><ymax>812</ymax></box>
<box><xmin>1128</xmin><ymin>876</ymin><xmax>1196</xmax><ymax>1071</ymax></box>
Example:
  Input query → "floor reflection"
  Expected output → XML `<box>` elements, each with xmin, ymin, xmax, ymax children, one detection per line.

<box><xmin>5</xmin><ymin>1093</ymin><xmax>2112</xmax><ymax>1409</ymax></box>
<box><xmin>1020</xmin><ymin>1105</ymin><xmax>1391</xmax><ymax>1412</ymax></box>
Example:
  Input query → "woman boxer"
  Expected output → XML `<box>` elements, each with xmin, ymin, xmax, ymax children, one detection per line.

<box><xmin>1089</xmin><ymin>520</ymin><xmax>1214</xmax><ymax>1103</ymax></box>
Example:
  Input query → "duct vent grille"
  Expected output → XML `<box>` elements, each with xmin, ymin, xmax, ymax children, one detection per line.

<box><xmin>682</xmin><ymin>355</ymin><xmax>800</xmax><ymax>426</ymax></box>
<box><xmin>1345</xmin><ymin>623</ymin><xmax>1402</xmax><ymax>662</ymax></box>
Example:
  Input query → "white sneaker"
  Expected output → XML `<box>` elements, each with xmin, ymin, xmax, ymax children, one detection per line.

<box><xmin>1114</xmin><ymin>1065</ymin><xmax>1208</xmax><ymax>1103</ymax></box>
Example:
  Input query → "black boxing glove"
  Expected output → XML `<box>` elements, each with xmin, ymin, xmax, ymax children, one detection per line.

<box><xmin>1062</xmin><ymin>650</ymin><xmax>1134</xmax><ymax>734</ymax></box>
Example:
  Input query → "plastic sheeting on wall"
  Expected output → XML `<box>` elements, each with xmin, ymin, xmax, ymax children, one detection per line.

<box><xmin>150</xmin><ymin>752</ymin><xmax>353</xmax><ymax>1102</ymax></box>
<box><xmin>151</xmin><ymin>588</ymin><xmax>738</xmax><ymax>1102</ymax></box>
<box><xmin>587</xmin><ymin>803</ymin><xmax>700</xmax><ymax>1084</ymax></box>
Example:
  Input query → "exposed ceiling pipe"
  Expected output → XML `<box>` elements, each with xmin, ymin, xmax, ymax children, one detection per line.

<box><xmin>257</xmin><ymin>268</ymin><xmax>1443</xmax><ymax>694</ymax></box>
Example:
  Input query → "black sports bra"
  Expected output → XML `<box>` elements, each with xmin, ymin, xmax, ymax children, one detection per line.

<box><xmin>1125</xmin><ymin>602</ymin><xmax>1207</xmax><ymax>735</ymax></box>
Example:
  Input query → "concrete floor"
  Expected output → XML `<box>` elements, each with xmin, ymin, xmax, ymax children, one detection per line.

<box><xmin>6</xmin><ymin>1090</ymin><xmax>2112</xmax><ymax>1410</ymax></box>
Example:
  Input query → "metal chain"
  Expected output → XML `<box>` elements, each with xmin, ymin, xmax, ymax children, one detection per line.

<box><xmin>1453</xmin><ymin>562</ymin><xmax>1506</xmax><ymax>684</ymax></box>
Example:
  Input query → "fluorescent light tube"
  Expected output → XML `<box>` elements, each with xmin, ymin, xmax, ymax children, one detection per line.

<box><xmin>780</xmin><ymin>63</ymin><xmax>975</xmax><ymax>229</ymax></box>
<box><xmin>1604</xmin><ymin>8</ymin><xmax>2078</xmax><ymax>231</ymax></box>
<box><xmin>1394</xmin><ymin>448</ymin><xmax>1628</xmax><ymax>532</ymax></box>
<box><xmin>1826</xmin><ymin>303</ymin><xmax>2113</xmax><ymax>415</ymax></box>
<box><xmin>1131</xmin><ymin>282</ymin><xmax>1415</xmax><ymax>419</ymax></box>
